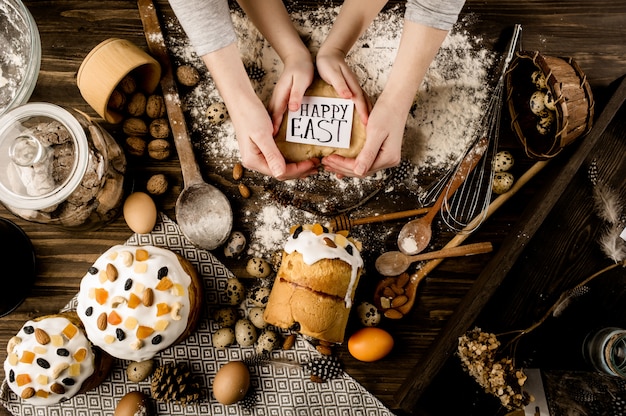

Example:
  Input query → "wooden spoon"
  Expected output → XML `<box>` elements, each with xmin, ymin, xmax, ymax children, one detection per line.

<box><xmin>375</xmin><ymin>242</ymin><xmax>493</xmax><ymax>276</ymax></box>
<box><xmin>397</xmin><ymin>137</ymin><xmax>489</xmax><ymax>255</ymax></box>
<box><xmin>376</xmin><ymin>160</ymin><xmax>550</xmax><ymax>318</ymax></box>
<box><xmin>139</xmin><ymin>0</ymin><xmax>233</xmax><ymax>249</ymax></box>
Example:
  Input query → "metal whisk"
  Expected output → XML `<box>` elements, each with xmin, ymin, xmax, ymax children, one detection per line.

<box><xmin>440</xmin><ymin>24</ymin><xmax>523</xmax><ymax>233</ymax></box>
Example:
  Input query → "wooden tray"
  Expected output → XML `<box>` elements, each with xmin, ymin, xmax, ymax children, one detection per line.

<box><xmin>394</xmin><ymin>74</ymin><xmax>626</xmax><ymax>413</ymax></box>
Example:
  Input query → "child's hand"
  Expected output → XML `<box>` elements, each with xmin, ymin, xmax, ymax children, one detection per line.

<box><xmin>268</xmin><ymin>53</ymin><xmax>315</xmax><ymax>133</ymax></box>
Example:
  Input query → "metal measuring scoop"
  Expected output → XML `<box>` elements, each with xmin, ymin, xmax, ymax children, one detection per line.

<box><xmin>139</xmin><ymin>0</ymin><xmax>233</xmax><ymax>250</ymax></box>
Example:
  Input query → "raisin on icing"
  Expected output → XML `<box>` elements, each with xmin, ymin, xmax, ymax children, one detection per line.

<box><xmin>151</xmin><ymin>335</ymin><xmax>162</xmax><ymax>345</ymax></box>
<box><xmin>88</xmin><ymin>266</ymin><xmax>98</xmax><ymax>275</ymax></box>
<box><xmin>292</xmin><ymin>225</ymin><xmax>303</xmax><ymax>239</ymax></box>
<box><xmin>85</xmin><ymin>306</ymin><xmax>93</xmax><ymax>316</ymax></box>
<box><xmin>157</xmin><ymin>267</ymin><xmax>168</xmax><ymax>280</ymax></box>
<box><xmin>23</xmin><ymin>325</ymin><xmax>34</xmax><ymax>334</ymax></box>
<box><xmin>36</xmin><ymin>358</ymin><xmax>50</xmax><ymax>369</ymax></box>
<box><xmin>57</xmin><ymin>348</ymin><xmax>70</xmax><ymax>357</ymax></box>
<box><xmin>124</xmin><ymin>278</ymin><xmax>133</xmax><ymax>291</ymax></box>
<box><xmin>345</xmin><ymin>245</ymin><xmax>353</xmax><ymax>255</ymax></box>
<box><xmin>62</xmin><ymin>378</ymin><xmax>75</xmax><ymax>386</ymax></box>
<box><xmin>116</xmin><ymin>328</ymin><xmax>125</xmax><ymax>341</ymax></box>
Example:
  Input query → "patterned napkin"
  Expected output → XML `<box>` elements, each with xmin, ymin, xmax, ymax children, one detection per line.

<box><xmin>0</xmin><ymin>213</ymin><xmax>395</xmax><ymax>415</ymax></box>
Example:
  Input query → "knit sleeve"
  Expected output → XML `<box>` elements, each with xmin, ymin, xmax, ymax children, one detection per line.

<box><xmin>404</xmin><ymin>0</ymin><xmax>466</xmax><ymax>31</ymax></box>
<box><xmin>168</xmin><ymin>0</ymin><xmax>238</xmax><ymax>56</ymax></box>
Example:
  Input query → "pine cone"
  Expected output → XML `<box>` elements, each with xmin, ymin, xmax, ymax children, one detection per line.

<box><xmin>150</xmin><ymin>362</ymin><xmax>202</xmax><ymax>404</ymax></box>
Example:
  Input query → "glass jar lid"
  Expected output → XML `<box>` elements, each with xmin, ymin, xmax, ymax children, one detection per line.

<box><xmin>0</xmin><ymin>103</ymin><xmax>88</xmax><ymax>210</ymax></box>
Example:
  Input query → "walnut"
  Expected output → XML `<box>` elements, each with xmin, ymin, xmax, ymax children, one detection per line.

<box><xmin>149</xmin><ymin>118</ymin><xmax>170</xmax><ymax>139</ymax></box>
<box><xmin>146</xmin><ymin>94</ymin><xmax>166</xmax><ymax>119</ymax></box>
<box><xmin>176</xmin><ymin>65</ymin><xmax>200</xmax><ymax>87</ymax></box>
<box><xmin>147</xmin><ymin>139</ymin><xmax>171</xmax><ymax>160</ymax></box>
<box><xmin>146</xmin><ymin>174</ymin><xmax>168</xmax><ymax>196</ymax></box>
<box><xmin>126</xmin><ymin>92</ymin><xmax>147</xmax><ymax>117</ymax></box>
<box><xmin>107</xmin><ymin>89</ymin><xmax>126</xmax><ymax>112</ymax></box>
<box><xmin>125</xmin><ymin>136</ymin><xmax>147</xmax><ymax>157</ymax></box>
<box><xmin>122</xmin><ymin>117</ymin><xmax>148</xmax><ymax>136</ymax></box>
<box><xmin>118</xmin><ymin>74</ymin><xmax>137</xmax><ymax>95</ymax></box>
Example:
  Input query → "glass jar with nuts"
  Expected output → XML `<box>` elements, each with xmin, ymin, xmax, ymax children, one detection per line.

<box><xmin>0</xmin><ymin>103</ymin><xmax>127</xmax><ymax>230</ymax></box>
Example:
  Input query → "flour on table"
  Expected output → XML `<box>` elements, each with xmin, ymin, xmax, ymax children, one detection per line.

<box><xmin>165</xmin><ymin>6</ymin><xmax>496</xmax><ymax>255</ymax></box>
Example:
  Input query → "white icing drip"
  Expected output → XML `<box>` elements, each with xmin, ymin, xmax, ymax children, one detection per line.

<box><xmin>3</xmin><ymin>316</ymin><xmax>96</xmax><ymax>405</ymax></box>
<box><xmin>284</xmin><ymin>229</ymin><xmax>363</xmax><ymax>307</ymax></box>
<box><xmin>76</xmin><ymin>245</ymin><xmax>192</xmax><ymax>362</ymax></box>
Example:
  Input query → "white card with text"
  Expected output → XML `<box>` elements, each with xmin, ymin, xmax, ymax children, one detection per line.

<box><xmin>285</xmin><ymin>96</ymin><xmax>354</xmax><ymax>149</ymax></box>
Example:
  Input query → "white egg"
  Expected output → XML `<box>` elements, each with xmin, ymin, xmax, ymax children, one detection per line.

<box><xmin>356</xmin><ymin>302</ymin><xmax>381</xmax><ymax>327</ymax></box>
<box><xmin>543</xmin><ymin>90</ymin><xmax>556</xmax><ymax>111</ymax></box>
<box><xmin>536</xmin><ymin>111</ymin><xmax>555</xmax><ymax>135</ymax></box>
<box><xmin>531</xmin><ymin>70</ymin><xmax>547</xmax><ymax>90</ymax></box>
<box><xmin>248</xmin><ymin>307</ymin><xmax>268</xmax><ymax>329</ymax></box>
<box><xmin>255</xmin><ymin>329</ymin><xmax>280</xmax><ymax>354</ymax></box>
<box><xmin>492</xmin><ymin>172</ymin><xmax>515</xmax><ymax>194</ymax></box>
<box><xmin>529</xmin><ymin>91</ymin><xmax>547</xmax><ymax>115</ymax></box>
<box><xmin>235</xmin><ymin>319</ymin><xmax>258</xmax><ymax>346</ymax></box>
<box><xmin>493</xmin><ymin>151</ymin><xmax>515</xmax><ymax>173</ymax></box>
<box><xmin>213</xmin><ymin>328</ymin><xmax>235</xmax><ymax>349</ymax></box>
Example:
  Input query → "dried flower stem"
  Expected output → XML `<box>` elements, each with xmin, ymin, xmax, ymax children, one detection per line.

<box><xmin>500</xmin><ymin>259</ymin><xmax>626</xmax><ymax>347</ymax></box>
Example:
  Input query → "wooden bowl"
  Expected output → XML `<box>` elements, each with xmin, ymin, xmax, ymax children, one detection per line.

<box><xmin>77</xmin><ymin>38</ymin><xmax>161</xmax><ymax>124</ymax></box>
<box><xmin>505</xmin><ymin>51</ymin><xmax>594</xmax><ymax>159</ymax></box>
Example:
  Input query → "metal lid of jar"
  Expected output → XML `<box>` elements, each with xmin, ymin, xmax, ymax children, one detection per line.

<box><xmin>0</xmin><ymin>102</ymin><xmax>88</xmax><ymax>210</ymax></box>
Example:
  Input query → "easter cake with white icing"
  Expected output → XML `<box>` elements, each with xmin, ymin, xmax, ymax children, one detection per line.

<box><xmin>263</xmin><ymin>224</ymin><xmax>363</xmax><ymax>344</ymax></box>
<box><xmin>76</xmin><ymin>245</ymin><xmax>202</xmax><ymax>362</ymax></box>
<box><xmin>3</xmin><ymin>312</ymin><xmax>113</xmax><ymax>405</ymax></box>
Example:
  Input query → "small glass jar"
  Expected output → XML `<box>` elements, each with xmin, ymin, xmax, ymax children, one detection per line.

<box><xmin>583</xmin><ymin>327</ymin><xmax>626</xmax><ymax>378</ymax></box>
<box><xmin>0</xmin><ymin>103</ymin><xmax>126</xmax><ymax>230</ymax></box>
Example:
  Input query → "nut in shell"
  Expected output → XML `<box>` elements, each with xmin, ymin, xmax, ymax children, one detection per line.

<box><xmin>118</xmin><ymin>74</ymin><xmax>137</xmax><ymax>95</ymax></box>
<box><xmin>148</xmin><ymin>139</ymin><xmax>171</xmax><ymax>160</ymax></box>
<box><xmin>126</xmin><ymin>92</ymin><xmax>147</xmax><ymax>117</ymax></box>
<box><xmin>146</xmin><ymin>94</ymin><xmax>166</xmax><ymax>119</ymax></box>
<box><xmin>176</xmin><ymin>65</ymin><xmax>201</xmax><ymax>87</ymax></box>
<box><xmin>149</xmin><ymin>118</ymin><xmax>170</xmax><ymax>139</ymax></box>
<box><xmin>125</xmin><ymin>136</ymin><xmax>147</xmax><ymax>157</ymax></box>
<box><xmin>146</xmin><ymin>174</ymin><xmax>168</xmax><ymax>196</ymax></box>
<box><xmin>123</xmin><ymin>117</ymin><xmax>148</xmax><ymax>137</ymax></box>
<box><xmin>107</xmin><ymin>89</ymin><xmax>126</xmax><ymax>112</ymax></box>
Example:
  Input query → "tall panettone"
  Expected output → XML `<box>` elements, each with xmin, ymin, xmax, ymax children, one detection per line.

<box><xmin>263</xmin><ymin>224</ymin><xmax>363</xmax><ymax>344</ymax></box>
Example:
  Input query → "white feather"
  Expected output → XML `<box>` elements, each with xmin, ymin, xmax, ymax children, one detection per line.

<box><xmin>593</xmin><ymin>183</ymin><xmax>623</xmax><ymax>225</ymax></box>
<box><xmin>599</xmin><ymin>225</ymin><xmax>626</xmax><ymax>263</ymax></box>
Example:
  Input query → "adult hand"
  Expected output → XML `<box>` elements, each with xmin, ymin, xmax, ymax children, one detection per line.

<box><xmin>316</xmin><ymin>47</ymin><xmax>370</xmax><ymax>125</ymax></box>
<box><xmin>322</xmin><ymin>94</ymin><xmax>404</xmax><ymax>178</ymax></box>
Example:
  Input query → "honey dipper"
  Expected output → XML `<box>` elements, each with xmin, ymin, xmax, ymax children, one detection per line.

<box><xmin>329</xmin><ymin>207</ymin><xmax>430</xmax><ymax>232</ymax></box>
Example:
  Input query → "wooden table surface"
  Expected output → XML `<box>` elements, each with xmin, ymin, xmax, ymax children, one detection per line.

<box><xmin>2</xmin><ymin>1</ymin><xmax>626</xmax><ymax>415</ymax></box>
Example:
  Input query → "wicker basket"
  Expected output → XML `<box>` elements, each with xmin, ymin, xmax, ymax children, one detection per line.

<box><xmin>505</xmin><ymin>51</ymin><xmax>594</xmax><ymax>159</ymax></box>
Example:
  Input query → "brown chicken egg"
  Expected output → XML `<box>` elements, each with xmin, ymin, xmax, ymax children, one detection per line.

<box><xmin>212</xmin><ymin>361</ymin><xmax>250</xmax><ymax>405</ymax></box>
<box><xmin>114</xmin><ymin>391</ymin><xmax>152</xmax><ymax>416</ymax></box>
<box><xmin>123</xmin><ymin>192</ymin><xmax>157</xmax><ymax>234</ymax></box>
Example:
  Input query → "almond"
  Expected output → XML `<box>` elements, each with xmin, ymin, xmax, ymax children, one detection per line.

<box><xmin>21</xmin><ymin>387</ymin><xmax>35</xmax><ymax>399</ymax></box>
<box><xmin>383</xmin><ymin>309</ymin><xmax>404</xmax><ymax>319</ymax></box>
<box><xmin>238</xmin><ymin>183</ymin><xmax>251</xmax><ymax>199</ymax></box>
<box><xmin>282</xmin><ymin>334</ymin><xmax>296</xmax><ymax>350</ymax></box>
<box><xmin>97</xmin><ymin>312</ymin><xmax>108</xmax><ymax>331</ymax></box>
<box><xmin>142</xmin><ymin>288</ymin><xmax>154</xmax><ymax>307</ymax></box>
<box><xmin>106</xmin><ymin>263</ymin><xmax>118</xmax><ymax>282</ymax></box>
<box><xmin>232</xmin><ymin>163</ymin><xmax>244</xmax><ymax>180</ymax></box>
<box><xmin>391</xmin><ymin>295</ymin><xmax>408</xmax><ymax>308</ymax></box>
<box><xmin>50</xmin><ymin>383</ymin><xmax>66</xmax><ymax>394</ymax></box>
<box><xmin>35</xmin><ymin>328</ymin><xmax>50</xmax><ymax>345</ymax></box>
